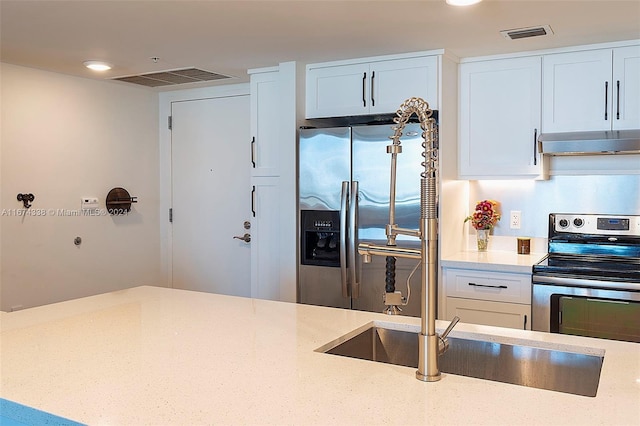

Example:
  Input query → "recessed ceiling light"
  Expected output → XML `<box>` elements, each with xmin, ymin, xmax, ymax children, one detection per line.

<box><xmin>83</xmin><ymin>60</ymin><xmax>112</xmax><ymax>71</ymax></box>
<box><xmin>446</xmin><ymin>0</ymin><xmax>482</xmax><ymax>6</ymax></box>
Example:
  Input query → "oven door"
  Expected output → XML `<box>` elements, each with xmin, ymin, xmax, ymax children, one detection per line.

<box><xmin>532</xmin><ymin>276</ymin><xmax>640</xmax><ymax>343</ymax></box>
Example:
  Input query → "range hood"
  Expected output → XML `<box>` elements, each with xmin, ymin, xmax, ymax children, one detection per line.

<box><xmin>539</xmin><ymin>129</ymin><xmax>640</xmax><ymax>156</ymax></box>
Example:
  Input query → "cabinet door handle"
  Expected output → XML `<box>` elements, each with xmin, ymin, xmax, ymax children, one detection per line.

<box><xmin>251</xmin><ymin>185</ymin><xmax>256</xmax><ymax>218</ymax></box>
<box><xmin>616</xmin><ymin>80</ymin><xmax>620</xmax><ymax>120</ymax></box>
<box><xmin>604</xmin><ymin>81</ymin><xmax>609</xmax><ymax>120</ymax></box>
<box><xmin>468</xmin><ymin>282</ymin><xmax>508</xmax><ymax>289</ymax></box>
<box><xmin>533</xmin><ymin>128</ymin><xmax>538</xmax><ymax>166</ymax></box>
<box><xmin>250</xmin><ymin>137</ymin><xmax>256</xmax><ymax>168</ymax></box>
<box><xmin>371</xmin><ymin>71</ymin><xmax>375</xmax><ymax>107</ymax></box>
<box><xmin>523</xmin><ymin>314</ymin><xmax>528</xmax><ymax>330</ymax></box>
<box><xmin>362</xmin><ymin>72</ymin><xmax>367</xmax><ymax>107</ymax></box>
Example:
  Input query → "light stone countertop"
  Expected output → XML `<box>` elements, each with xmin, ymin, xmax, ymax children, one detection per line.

<box><xmin>1</xmin><ymin>285</ymin><xmax>639</xmax><ymax>425</ymax></box>
<box><xmin>441</xmin><ymin>250</ymin><xmax>548</xmax><ymax>273</ymax></box>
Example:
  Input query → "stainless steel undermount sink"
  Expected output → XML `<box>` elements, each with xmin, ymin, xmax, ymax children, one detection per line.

<box><xmin>317</xmin><ymin>323</ymin><xmax>605</xmax><ymax>397</ymax></box>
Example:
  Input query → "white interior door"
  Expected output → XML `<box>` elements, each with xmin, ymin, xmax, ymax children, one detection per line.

<box><xmin>171</xmin><ymin>95</ymin><xmax>251</xmax><ymax>296</ymax></box>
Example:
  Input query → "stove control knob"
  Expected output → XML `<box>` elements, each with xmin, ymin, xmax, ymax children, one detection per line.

<box><xmin>573</xmin><ymin>218</ymin><xmax>584</xmax><ymax>227</ymax></box>
<box><xmin>558</xmin><ymin>219</ymin><xmax>569</xmax><ymax>228</ymax></box>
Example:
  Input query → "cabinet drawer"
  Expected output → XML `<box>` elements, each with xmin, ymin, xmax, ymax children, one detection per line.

<box><xmin>444</xmin><ymin>268</ymin><xmax>531</xmax><ymax>304</ymax></box>
<box><xmin>445</xmin><ymin>297</ymin><xmax>531</xmax><ymax>330</ymax></box>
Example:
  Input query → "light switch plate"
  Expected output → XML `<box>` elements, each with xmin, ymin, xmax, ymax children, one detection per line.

<box><xmin>81</xmin><ymin>197</ymin><xmax>99</xmax><ymax>210</ymax></box>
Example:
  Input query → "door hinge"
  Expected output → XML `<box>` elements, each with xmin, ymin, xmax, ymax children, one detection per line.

<box><xmin>169</xmin><ymin>208</ymin><xmax>173</xmax><ymax>223</ymax></box>
<box><xmin>168</xmin><ymin>115</ymin><xmax>173</xmax><ymax>130</ymax></box>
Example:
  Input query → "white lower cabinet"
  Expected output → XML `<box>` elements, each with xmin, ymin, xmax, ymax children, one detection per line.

<box><xmin>250</xmin><ymin>176</ymin><xmax>283</xmax><ymax>301</ymax></box>
<box><xmin>446</xmin><ymin>298</ymin><xmax>531</xmax><ymax>330</ymax></box>
<box><xmin>443</xmin><ymin>267</ymin><xmax>532</xmax><ymax>330</ymax></box>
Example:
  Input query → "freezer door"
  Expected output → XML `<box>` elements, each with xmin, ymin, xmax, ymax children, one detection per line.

<box><xmin>351</xmin><ymin>123</ymin><xmax>424</xmax><ymax>316</ymax></box>
<box><xmin>299</xmin><ymin>127</ymin><xmax>351</xmax><ymax>211</ymax></box>
<box><xmin>299</xmin><ymin>127</ymin><xmax>352</xmax><ymax>308</ymax></box>
<box><xmin>299</xmin><ymin>264</ymin><xmax>351</xmax><ymax>309</ymax></box>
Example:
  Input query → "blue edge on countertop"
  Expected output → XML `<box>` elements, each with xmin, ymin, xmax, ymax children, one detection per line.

<box><xmin>0</xmin><ymin>399</ymin><xmax>85</xmax><ymax>426</ymax></box>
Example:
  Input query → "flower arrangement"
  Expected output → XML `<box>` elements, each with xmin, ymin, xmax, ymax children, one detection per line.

<box><xmin>464</xmin><ymin>200</ymin><xmax>501</xmax><ymax>230</ymax></box>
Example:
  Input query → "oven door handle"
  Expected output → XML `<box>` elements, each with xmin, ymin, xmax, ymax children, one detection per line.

<box><xmin>533</xmin><ymin>275</ymin><xmax>640</xmax><ymax>292</ymax></box>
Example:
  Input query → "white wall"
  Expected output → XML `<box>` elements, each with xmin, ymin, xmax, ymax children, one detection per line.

<box><xmin>439</xmin><ymin>53</ymin><xmax>468</xmax><ymax>259</ymax></box>
<box><xmin>0</xmin><ymin>63</ymin><xmax>161</xmax><ymax>311</ymax></box>
<box><xmin>469</xmin><ymin>174</ymin><xmax>640</xmax><ymax>239</ymax></box>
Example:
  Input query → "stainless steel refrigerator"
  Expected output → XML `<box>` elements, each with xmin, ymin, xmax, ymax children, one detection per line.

<box><xmin>298</xmin><ymin>123</ymin><xmax>424</xmax><ymax>317</ymax></box>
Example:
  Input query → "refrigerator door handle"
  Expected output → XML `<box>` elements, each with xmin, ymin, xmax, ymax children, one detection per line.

<box><xmin>340</xmin><ymin>181</ymin><xmax>349</xmax><ymax>298</ymax></box>
<box><xmin>349</xmin><ymin>181</ymin><xmax>360</xmax><ymax>299</ymax></box>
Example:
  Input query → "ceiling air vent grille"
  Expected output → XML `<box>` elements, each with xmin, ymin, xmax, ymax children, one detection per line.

<box><xmin>500</xmin><ymin>25</ymin><xmax>553</xmax><ymax>40</ymax></box>
<box><xmin>113</xmin><ymin>68</ymin><xmax>232</xmax><ymax>87</ymax></box>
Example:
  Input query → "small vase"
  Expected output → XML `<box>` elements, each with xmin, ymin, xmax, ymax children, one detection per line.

<box><xmin>476</xmin><ymin>229</ymin><xmax>489</xmax><ymax>252</ymax></box>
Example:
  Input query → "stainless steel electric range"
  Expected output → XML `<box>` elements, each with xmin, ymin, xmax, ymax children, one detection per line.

<box><xmin>532</xmin><ymin>213</ymin><xmax>640</xmax><ymax>343</ymax></box>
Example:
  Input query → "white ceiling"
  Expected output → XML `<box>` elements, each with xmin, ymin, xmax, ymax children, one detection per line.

<box><xmin>1</xmin><ymin>0</ymin><xmax>639</xmax><ymax>90</ymax></box>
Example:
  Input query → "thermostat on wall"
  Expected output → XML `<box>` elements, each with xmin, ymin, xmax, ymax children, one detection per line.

<box><xmin>81</xmin><ymin>197</ymin><xmax>99</xmax><ymax>211</ymax></box>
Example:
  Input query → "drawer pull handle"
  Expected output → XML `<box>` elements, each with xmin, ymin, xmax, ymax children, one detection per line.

<box><xmin>468</xmin><ymin>282</ymin><xmax>507</xmax><ymax>289</ymax></box>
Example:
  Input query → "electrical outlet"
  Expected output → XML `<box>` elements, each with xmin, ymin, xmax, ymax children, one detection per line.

<box><xmin>510</xmin><ymin>210</ymin><xmax>522</xmax><ymax>230</ymax></box>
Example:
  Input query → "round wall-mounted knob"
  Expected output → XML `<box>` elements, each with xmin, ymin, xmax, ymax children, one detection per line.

<box><xmin>17</xmin><ymin>193</ymin><xmax>35</xmax><ymax>208</ymax></box>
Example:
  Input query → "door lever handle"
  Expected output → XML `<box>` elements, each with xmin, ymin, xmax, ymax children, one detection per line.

<box><xmin>233</xmin><ymin>233</ymin><xmax>251</xmax><ymax>243</ymax></box>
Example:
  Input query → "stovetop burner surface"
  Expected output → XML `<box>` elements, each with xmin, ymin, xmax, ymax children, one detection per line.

<box><xmin>534</xmin><ymin>253</ymin><xmax>640</xmax><ymax>282</ymax></box>
<box><xmin>534</xmin><ymin>214</ymin><xmax>640</xmax><ymax>283</ymax></box>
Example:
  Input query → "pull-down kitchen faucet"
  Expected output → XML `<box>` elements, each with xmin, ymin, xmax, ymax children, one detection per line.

<box><xmin>358</xmin><ymin>97</ymin><xmax>458</xmax><ymax>382</ymax></box>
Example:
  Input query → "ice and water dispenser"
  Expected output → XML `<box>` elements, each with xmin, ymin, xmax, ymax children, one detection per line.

<box><xmin>300</xmin><ymin>210</ymin><xmax>341</xmax><ymax>267</ymax></box>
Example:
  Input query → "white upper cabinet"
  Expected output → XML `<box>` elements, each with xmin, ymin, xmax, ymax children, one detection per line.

<box><xmin>306</xmin><ymin>55</ymin><xmax>438</xmax><ymax>118</ymax></box>
<box><xmin>250</xmin><ymin>70</ymin><xmax>280</xmax><ymax>176</ymax></box>
<box><xmin>306</xmin><ymin>62</ymin><xmax>370</xmax><ymax>118</ymax></box>
<box><xmin>459</xmin><ymin>56</ymin><xmax>544</xmax><ymax>179</ymax></box>
<box><xmin>613</xmin><ymin>46</ymin><xmax>640</xmax><ymax>130</ymax></box>
<box><xmin>368</xmin><ymin>56</ymin><xmax>439</xmax><ymax>113</ymax></box>
<box><xmin>542</xmin><ymin>45</ymin><xmax>640</xmax><ymax>132</ymax></box>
